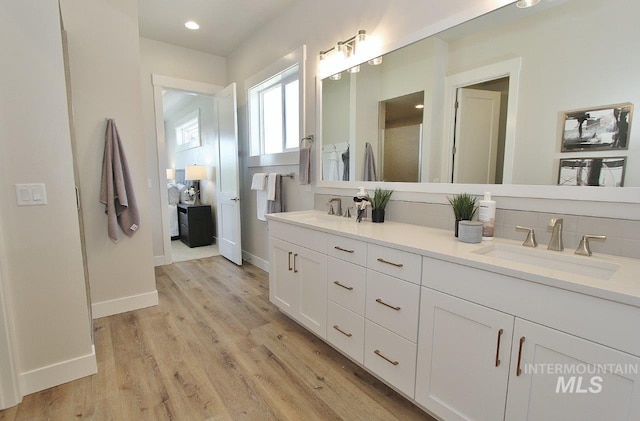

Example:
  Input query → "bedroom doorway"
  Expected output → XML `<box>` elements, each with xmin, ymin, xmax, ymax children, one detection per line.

<box><xmin>152</xmin><ymin>75</ymin><xmax>223</xmax><ymax>265</ymax></box>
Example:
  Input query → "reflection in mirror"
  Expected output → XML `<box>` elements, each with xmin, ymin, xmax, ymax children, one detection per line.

<box><xmin>320</xmin><ymin>0</ymin><xmax>639</xmax><ymax>187</ymax></box>
<box><xmin>380</xmin><ymin>91</ymin><xmax>424</xmax><ymax>182</ymax></box>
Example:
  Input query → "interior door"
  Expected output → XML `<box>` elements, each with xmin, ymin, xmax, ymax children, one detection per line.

<box><xmin>215</xmin><ymin>83</ymin><xmax>242</xmax><ymax>265</ymax></box>
<box><xmin>452</xmin><ymin>88</ymin><xmax>501</xmax><ymax>184</ymax></box>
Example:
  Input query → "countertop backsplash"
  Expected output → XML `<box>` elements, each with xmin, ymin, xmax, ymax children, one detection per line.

<box><xmin>314</xmin><ymin>194</ymin><xmax>640</xmax><ymax>259</ymax></box>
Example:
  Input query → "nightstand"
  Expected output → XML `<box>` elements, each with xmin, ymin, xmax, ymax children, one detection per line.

<box><xmin>177</xmin><ymin>203</ymin><xmax>214</xmax><ymax>248</ymax></box>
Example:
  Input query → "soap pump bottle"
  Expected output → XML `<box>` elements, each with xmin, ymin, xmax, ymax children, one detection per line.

<box><xmin>478</xmin><ymin>192</ymin><xmax>496</xmax><ymax>241</ymax></box>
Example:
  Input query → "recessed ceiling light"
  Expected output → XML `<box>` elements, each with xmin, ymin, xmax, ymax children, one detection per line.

<box><xmin>185</xmin><ymin>21</ymin><xmax>200</xmax><ymax>30</ymax></box>
<box><xmin>415</xmin><ymin>104</ymin><xmax>424</xmax><ymax>109</ymax></box>
<box><xmin>516</xmin><ymin>0</ymin><xmax>540</xmax><ymax>8</ymax></box>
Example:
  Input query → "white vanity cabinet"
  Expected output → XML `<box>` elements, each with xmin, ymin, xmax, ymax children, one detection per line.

<box><xmin>417</xmin><ymin>257</ymin><xmax>640</xmax><ymax>421</ymax></box>
<box><xmin>268</xmin><ymin>225</ymin><xmax>328</xmax><ymax>338</ymax></box>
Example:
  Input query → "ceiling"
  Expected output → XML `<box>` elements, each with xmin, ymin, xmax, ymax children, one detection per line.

<box><xmin>138</xmin><ymin>0</ymin><xmax>296</xmax><ymax>57</ymax></box>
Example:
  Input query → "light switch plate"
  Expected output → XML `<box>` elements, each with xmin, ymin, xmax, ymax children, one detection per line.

<box><xmin>15</xmin><ymin>183</ymin><xmax>47</xmax><ymax>206</ymax></box>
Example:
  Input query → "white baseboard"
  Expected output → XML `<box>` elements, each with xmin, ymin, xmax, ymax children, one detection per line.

<box><xmin>242</xmin><ymin>250</ymin><xmax>269</xmax><ymax>272</ymax></box>
<box><xmin>153</xmin><ymin>255</ymin><xmax>165</xmax><ymax>266</ymax></box>
<box><xmin>92</xmin><ymin>290</ymin><xmax>159</xmax><ymax>319</ymax></box>
<box><xmin>18</xmin><ymin>345</ymin><xmax>97</xmax><ymax>396</ymax></box>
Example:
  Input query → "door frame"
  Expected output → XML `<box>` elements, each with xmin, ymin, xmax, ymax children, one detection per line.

<box><xmin>0</xmin><ymin>253</ymin><xmax>20</xmax><ymax>409</ymax></box>
<box><xmin>442</xmin><ymin>58</ymin><xmax>521</xmax><ymax>184</ymax></box>
<box><xmin>151</xmin><ymin>75</ymin><xmax>223</xmax><ymax>265</ymax></box>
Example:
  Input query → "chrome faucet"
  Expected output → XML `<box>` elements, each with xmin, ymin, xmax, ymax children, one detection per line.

<box><xmin>548</xmin><ymin>218</ymin><xmax>564</xmax><ymax>251</ymax></box>
<box><xmin>328</xmin><ymin>198</ymin><xmax>342</xmax><ymax>216</ymax></box>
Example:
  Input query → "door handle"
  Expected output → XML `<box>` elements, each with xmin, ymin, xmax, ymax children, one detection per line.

<box><xmin>75</xmin><ymin>186</ymin><xmax>81</xmax><ymax>211</ymax></box>
<box><xmin>374</xmin><ymin>349</ymin><xmax>399</xmax><ymax>366</ymax></box>
<box><xmin>333</xmin><ymin>281</ymin><xmax>354</xmax><ymax>291</ymax></box>
<box><xmin>516</xmin><ymin>336</ymin><xmax>525</xmax><ymax>376</ymax></box>
<box><xmin>288</xmin><ymin>252</ymin><xmax>292</xmax><ymax>271</ymax></box>
<box><xmin>293</xmin><ymin>253</ymin><xmax>298</xmax><ymax>273</ymax></box>
<box><xmin>230</xmin><ymin>197</ymin><xmax>240</xmax><ymax>202</ymax></box>
<box><xmin>375</xmin><ymin>298</ymin><xmax>401</xmax><ymax>311</ymax></box>
<box><xmin>495</xmin><ymin>329</ymin><xmax>504</xmax><ymax>367</ymax></box>
<box><xmin>377</xmin><ymin>258</ymin><xmax>403</xmax><ymax>268</ymax></box>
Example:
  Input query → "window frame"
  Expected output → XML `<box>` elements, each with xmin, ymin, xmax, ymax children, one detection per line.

<box><xmin>174</xmin><ymin>109</ymin><xmax>201</xmax><ymax>152</ymax></box>
<box><xmin>246</xmin><ymin>46</ymin><xmax>306</xmax><ymax>167</ymax></box>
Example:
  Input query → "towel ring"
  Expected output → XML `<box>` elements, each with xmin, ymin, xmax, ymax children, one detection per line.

<box><xmin>300</xmin><ymin>135</ymin><xmax>314</xmax><ymax>147</ymax></box>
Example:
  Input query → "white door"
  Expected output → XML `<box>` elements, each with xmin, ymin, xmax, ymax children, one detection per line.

<box><xmin>215</xmin><ymin>83</ymin><xmax>242</xmax><ymax>265</ymax></box>
<box><xmin>505</xmin><ymin>318</ymin><xmax>640</xmax><ymax>421</ymax></box>
<box><xmin>415</xmin><ymin>288</ymin><xmax>514</xmax><ymax>421</ymax></box>
<box><xmin>453</xmin><ymin>88</ymin><xmax>501</xmax><ymax>184</ymax></box>
<box><xmin>0</xmin><ymin>257</ymin><xmax>19</xmax><ymax>410</ymax></box>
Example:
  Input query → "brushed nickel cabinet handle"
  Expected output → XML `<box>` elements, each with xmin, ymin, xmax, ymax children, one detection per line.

<box><xmin>375</xmin><ymin>298</ymin><xmax>401</xmax><ymax>311</ymax></box>
<box><xmin>333</xmin><ymin>325</ymin><xmax>352</xmax><ymax>337</ymax></box>
<box><xmin>334</xmin><ymin>246</ymin><xmax>355</xmax><ymax>253</ymax></box>
<box><xmin>288</xmin><ymin>251</ymin><xmax>292</xmax><ymax>271</ymax></box>
<box><xmin>377</xmin><ymin>258</ymin><xmax>403</xmax><ymax>268</ymax></box>
<box><xmin>495</xmin><ymin>329</ymin><xmax>504</xmax><ymax>367</ymax></box>
<box><xmin>516</xmin><ymin>336</ymin><xmax>525</xmax><ymax>376</ymax></box>
<box><xmin>374</xmin><ymin>349</ymin><xmax>399</xmax><ymax>366</ymax></box>
<box><xmin>293</xmin><ymin>253</ymin><xmax>298</xmax><ymax>273</ymax></box>
<box><xmin>333</xmin><ymin>281</ymin><xmax>354</xmax><ymax>291</ymax></box>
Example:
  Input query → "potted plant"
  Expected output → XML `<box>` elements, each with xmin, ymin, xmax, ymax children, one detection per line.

<box><xmin>448</xmin><ymin>193</ymin><xmax>477</xmax><ymax>237</ymax></box>
<box><xmin>368</xmin><ymin>188</ymin><xmax>394</xmax><ymax>223</ymax></box>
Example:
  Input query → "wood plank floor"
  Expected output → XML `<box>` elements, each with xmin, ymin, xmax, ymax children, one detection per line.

<box><xmin>0</xmin><ymin>256</ymin><xmax>434</xmax><ymax>420</ymax></box>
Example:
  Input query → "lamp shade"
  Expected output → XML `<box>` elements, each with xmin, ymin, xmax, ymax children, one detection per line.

<box><xmin>185</xmin><ymin>165</ymin><xmax>207</xmax><ymax>181</ymax></box>
<box><xmin>166</xmin><ymin>168</ymin><xmax>175</xmax><ymax>180</ymax></box>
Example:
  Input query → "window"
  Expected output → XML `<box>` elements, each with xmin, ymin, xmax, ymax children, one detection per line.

<box><xmin>247</xmin><ymin>46</ymin><xmax>305</xmax><ymax>164</ymax></box>
<box><xmin>175</xmin><ymin>109</ymin><xmax>201</xmax><ymax>151</ymax></box>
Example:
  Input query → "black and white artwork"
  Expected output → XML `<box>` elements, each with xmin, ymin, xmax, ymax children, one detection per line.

<box><xmin>561</xmin><ymin>104</ymin><xmax>632</xmax><ymax>151</ymax></box>
<box><xmin>558</xmin><ymin>157</ymin><xmax>626</xmax><ymax>187</ymax></box>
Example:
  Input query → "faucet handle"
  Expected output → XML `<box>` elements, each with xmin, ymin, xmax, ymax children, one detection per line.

<box><xmin>344</xmin><ymin>207</ymin><xmax>352</xmax><ymax>218</ymax></box>
<box><xmin>516</xmin><ymin>226</ymin><xmax>538</xmax><ymax>248</ymax></box>
<box><xmin>327</xmin><ymin>203</ymin><xmax>335</xmax><ymax>215</ymax></box>
<box><xmin>575</xmin><ymin>234</ymin><xmax>607</xmax><ymax>256</ymax></box>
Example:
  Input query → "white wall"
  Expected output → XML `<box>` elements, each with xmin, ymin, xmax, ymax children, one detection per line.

<box><xmin>227</xmin><ymin>0</ymin><xmax>510</xmax><ymax>264</ymax></box>
<box><xmin>60</xmin><ymin>0</ymin><xmax>157</xmax><ymax>318</ymax></box>
<box><xmin>0</xmin><ymin>0</ymin><xmax>95</xmax><ymax>397</ymax></box>
<box><xmin>139</xmin><ymin>38</ymin><xmax>227</xmax><ymax>259</ymax></box>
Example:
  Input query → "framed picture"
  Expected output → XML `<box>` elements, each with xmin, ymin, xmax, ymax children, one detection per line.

<box><xmin>561</xmin><ymin>104</ymin><xmax>633</xmax><ymax>152</ymax></box>
<box><xmin>558</xmin><ymin>157</ymin><xmax>626</xmax><ymax>187</ymax></box>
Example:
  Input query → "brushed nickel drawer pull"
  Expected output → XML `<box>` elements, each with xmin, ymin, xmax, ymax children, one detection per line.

<box><xmin>333</xmin><ymin>281</ymin><xmax>354</xmax><ymax>291</ymax></box>
<box><xmin>288</xmin><ymin>252</ymin><xmax>292</xmax><ymax>271</ymax></box>
<box><xmin>334</xmin><ymin>246</ymin><xmax>355</xmax><ymax>253</ymax></box>
<box><xmin>333</xmin><ymin>325</ymin><xmax>352</xmax><ymax>337</ymax></box>
<box><xmin>495</xmin><ymin>329</ymin><xmax>504</xmax><ymax>367</ymax></box>
<box><xmin>377</xmin><ymin>258</ymin><xmax>403</xmax><ymax>268</ymax></box>
<box><xmin>374</xmin><ymin>349</ymin><xmax>399</xmax><ymax>366</ymax></box>
<box><xmin>516</xmin><ymin>336</ymin><xmax>525</xmax><ymax>376</ymax></box>
<box><xmin>375</xmin><ymin>298</ymin><xmax>401</xmax><ymax>311</ymax></box>
<box><xmin>293</xmin><ymin>253</ymin><xmax>298</xmax><ymax>273</ymax></box>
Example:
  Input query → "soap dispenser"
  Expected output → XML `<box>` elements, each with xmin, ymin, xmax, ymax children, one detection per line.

<box><xmin>478</xmin><ymin>192</ymin><xmax>496</xmax><ymax>240</ymax></box>
<box><xmin>353</xmin><ymin>187</ymin><xmax>370</xmax><ymax>223</ymax></box>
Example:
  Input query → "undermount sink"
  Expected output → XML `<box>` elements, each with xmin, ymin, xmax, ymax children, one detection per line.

<box><xmin>472</xmin><ymin>243</ymin><xmax>620</xmax><ymax>280</ymax></box>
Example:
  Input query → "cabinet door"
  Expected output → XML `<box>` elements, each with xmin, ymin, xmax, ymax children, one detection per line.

<box><xmin>294</xmin><ymin>246</ymin><xmax>328</xmax><ymax>338</ymax></box>
<box><xmin>269</xmin><ymin>237</ymin><xmax>296</xmax><ymax>316</ymax></box>
<box><xmin>415</xmin><ymin>288</ymin><xmax>514</xmax><ymax>421</ymax></box>
<box><xmin>505</xmin><ymin>318</ymin><xmax>640</xmax><ymax>421</ymax></box>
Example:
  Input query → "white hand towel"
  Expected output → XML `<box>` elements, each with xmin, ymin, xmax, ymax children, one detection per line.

<box><xmin>251</xmin><ymin>173</ymin><xmax>267</xmax><ymax>190</ymax></box>
<box><xmin>256</xmin><ymin>189</ymin><xmax>268</xmax><ymax>221</ymax></box>
<box><xmin>267</xmin><ymin>173</ymin><xmax>278</xmax><ymax>201</ymax></box>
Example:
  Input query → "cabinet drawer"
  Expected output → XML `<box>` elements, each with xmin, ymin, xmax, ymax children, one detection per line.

<box><xmin>364</xmin><ymin>320</ymin><xmax>417</xmax><ymax>398</ymax></box>
<box><xmin>327</xmin><ymin>301</ymin><xmax>365</xmax><ymax>364</ymax></box>
<box><xmin>366</xmin><ymin>270</ymin><xmax>420</xmax><ymax>342</ymax></box>
<box><xmin>328</xmin><ymin>257</ymin><xmax>366</xmax><ymax>315</ymax></box>
<box><xmin>269</xmin><ymin>221</ymin><xmax>327</xmax><ymax>253</ymax></box>
<box><xmin>367</xmin><ymin>244</ymin><xmax>421</xmax><ymax>284</ymax></box>
<box><xmin>327</xmin><ymin>234</ymin><xmax>367</xmax><ymax>266</ymax></box>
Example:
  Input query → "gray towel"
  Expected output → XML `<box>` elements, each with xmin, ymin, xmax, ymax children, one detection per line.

<box><xmin>299</xmin><ymin>145</ymin><xmax>311</xmax><ymax>185</ymax></box>
<box><xmin>342</xmin><ymin>146</ymin><xmax>350</xmax><ymax>181</ymax></box>
<box><xmin>363</xmin><ymin>142</ymin><xmax>377</xmax><ymax>181</ymax></box>
<box><xmin>266</xmin><ymin>174</ymin><xmax>284</xmax><ymax>214</ymax></box>
<box><xmin>99</xmin><ymin>119</ymin><xmax>140</xmax><ymax>242</ymax></box>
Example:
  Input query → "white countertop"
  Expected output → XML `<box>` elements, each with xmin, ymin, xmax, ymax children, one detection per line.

<box><xmin>267</xmin><ymin>210</ymin><xmax>640</xmax><ymax>308</ymax></box>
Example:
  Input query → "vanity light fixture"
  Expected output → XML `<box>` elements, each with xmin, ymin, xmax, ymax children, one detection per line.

<box><xmin>320</xmin><ymin>29</ymin><xmax>372</xmax><ymax>71</ymax></box>
<box><xmin>516</xmin><ymin>0</ymin><xmax>540</xmax><ymax>8</ymax></box>
<box><xmin>368</xmin><ymin>56</ymin><xmax>383</xmax><ymax>65</ymax></box>
<box><xmin>185</xmin><ymin>21</ymin><xmax>200</xmax><ymax>30</ymax></box>
<box><xmin>329</xmin><ymin>73</ymin><xmax>342</xmax><ymax>81</ymax></box>
<box><xmin>347</xmin><ymin>65</ymin><xmax>360</xmax><ymax>73</ymax></box>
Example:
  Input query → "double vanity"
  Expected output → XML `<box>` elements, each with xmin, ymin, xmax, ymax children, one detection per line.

<box><xmin>267</xmin><ymin>210</ymin><xmax>640</xmax><ymax>420</ymax></box>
